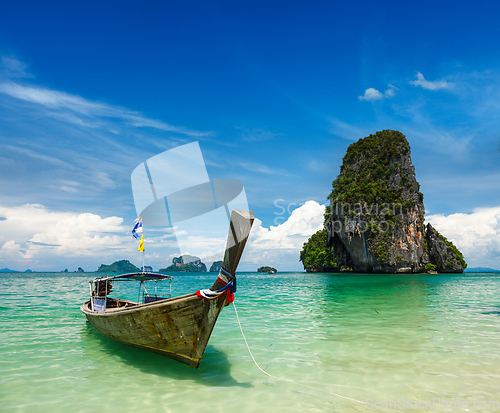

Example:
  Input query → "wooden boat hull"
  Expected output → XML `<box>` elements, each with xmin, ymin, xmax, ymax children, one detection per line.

<box><xmin>81</xmin><ymin>292</ymin><xmax>228</xmax><ymax>368</ymax></box>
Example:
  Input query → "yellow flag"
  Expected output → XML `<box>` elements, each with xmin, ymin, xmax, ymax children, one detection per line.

<box><xmin>138</xmin><ymin>234</ymin><xmax>144</xmax><ymax>252</ymax></box>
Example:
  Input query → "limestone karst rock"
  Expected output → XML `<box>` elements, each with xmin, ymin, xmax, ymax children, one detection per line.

<box><xmin>304</xmin><ymin>130</ymin><xmax>466</xmax><ymax>273</ymax></box>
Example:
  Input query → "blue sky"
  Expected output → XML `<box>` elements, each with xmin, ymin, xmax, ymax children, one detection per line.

<box><xmin>0</xmin><ymin>0</ymin><xmax>499</xmax><ymax>271</ymax></box>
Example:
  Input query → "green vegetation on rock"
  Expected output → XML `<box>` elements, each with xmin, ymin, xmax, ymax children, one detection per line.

<box><xmin>300</xmin><ymin>229</ymin><xmax>336</xmax><ymax>270</ymax></box>
<box><xmin>325</xmin><ymin>130</ymin><xmax>423</xmax><ymax>220</ymax></box>
<box><xmin>257</xmin><ymin>266</ymin><xmax>277</xmax><ymax>273</ymax></box>
<box><xmin>435</xmin><ymin>229</ymin><xmax>467</xmax><ymax>269</ymax></box>
<box><xmin>159</xmin><ymin>255</ymin><xmax>207</xmax><ymax>272</ymax></box>
<box><xmin>97</xmin><ymin>260</ymin><xmax>141</xmax><ymax>272</ymax></box>
<box><xmin>159</xmin><ymin>264</ymin><xmax>206</xmax><ymax>272</ymax></box>
<box><xmin>209</xmin><ymin>261</ymin><xmax>223</xmax><ymax>272</ymax></box>
<box><xmin>425</xmin><ymin>263</ymin><xmax>438</xmax><ymax>272</ymax></box>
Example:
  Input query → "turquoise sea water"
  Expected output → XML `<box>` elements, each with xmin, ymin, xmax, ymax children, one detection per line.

<box><xmin>1</xmin><ymin>272</ymin><xmax>499</xmax><ymax>412</ymax></box>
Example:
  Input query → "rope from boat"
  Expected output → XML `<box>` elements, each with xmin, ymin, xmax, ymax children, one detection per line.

<box><xmin>232</xmin><ymin>302</ymin><xmax>403</xmax><ymax>412</ymax></box>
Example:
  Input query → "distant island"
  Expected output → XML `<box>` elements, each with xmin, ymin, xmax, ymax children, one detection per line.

<box><xmin>257</xmin><ymin>266</ymin><xmax>277</xmax><ymax>273</ymax></box>
<box><xmin>209</xmin><ymin>261</ymin><xmax>223</xmax><ymax>272</ymax></box>
<box><xmin>159</xmin><ymin>255</ymin><xmax>207</xmax><ymax>272</ymax></box>
<box><xmin>464</xmin><ymin>267</ymin><xmax>500</xmax><ymax>273</ymax></box>
<box><xmin>0</xmin><ymin>268</ymin><xmax>34</xmax><ymax>272</ymax></box>
<box><xmin>97</xmin><ymin>260</ymin><xmax>141</xmax><ymax>272</ymax></box>
<box><xmin>301</xmin><ymin>130</ymin><xmax>466</xmax><ymax>274</ymax></box>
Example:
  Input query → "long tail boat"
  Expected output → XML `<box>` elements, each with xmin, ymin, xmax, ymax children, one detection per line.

<box><xmin>81</xmin><ymin>209</ymin><xmax>254</xmax><ymax>368</ymax></box>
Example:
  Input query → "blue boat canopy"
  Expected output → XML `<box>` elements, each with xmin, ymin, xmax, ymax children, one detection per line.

<box><xmin>93</xmin><ymin>272</ymin><xmax>174</xmax><ymax>282</ymax></box>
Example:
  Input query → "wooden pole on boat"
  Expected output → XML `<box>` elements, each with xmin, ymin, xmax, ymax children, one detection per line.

<box><xmin>210</xmin><ymin>210</ymin><xmax>254</xmax><ymax>292</ymax></box>
<box><xmin>222</xmin><ymin>209</ymin><xmax>254</xmax><ymax>276</ymax></box>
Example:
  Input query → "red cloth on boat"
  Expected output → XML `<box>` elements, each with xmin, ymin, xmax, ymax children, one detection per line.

<box><xmin>196</xmin><ymin>277</ymin><xmax>235</xmax><ymax>303</ymax></box>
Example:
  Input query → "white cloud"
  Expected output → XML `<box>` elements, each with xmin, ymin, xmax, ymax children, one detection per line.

<box><xmin>1</xmin><ymin>240</ymin><xmax>22</xmax><ymax>251</ymax></box>
<box><xmin>0</xmin><ymin>81</ymin><xmax>210</xmax><ymax>137</ymax></box>
<box><xmin>2</xmin><ymin>144</ymin><xmax>75</xmax><ymax>169</ymax></box>
<box><xmin>359</xmin><ymin>88</ymin><xmax>384</xmax><ymax>101</ymax></box>
<box><xmin>239</xmin><ymin>128</ymin><xmax>281</xmax><ymax>143</ymax></box>
<box><xmin>329</xmin><ymin>116</ymin><xmax>472</xmax><ymax>160</ymax></box>
<box><xmin>0</xmin><ymin>201</ymin><xmax>326</xmax><ymax>272</ymax></box>
<box><xmin>384</xmin><ymin>89</ymin><xmax>395</xmax><ymax>98</ymax></box>
<box><xmin>0</xmin><ymin>203</ymin><xmax>246</xmax><ymax>272</ymax></box>
<box><xmin>359</xmin><ymin>84</ymin><xmax>397</xmax><ymax>101</ymax></box>
<box><xmin>242</xmin><ymin>200</ymin><xmax>325</xmax><ymax>270</ymax></box>
<box><xmin>238</xmin><ymin>161</ymin><xmax>294</xmax><ymax>176</ymax></box>
<box><xmin>402</xmin><ymin>126</ymin><xmax>473</xmax><ymax>160</ymax></box>
<box><xmin>89</xmin><ymin>172</ymin><xmax>116</xmax><ymax>190</ymax></box>
<box><xmin>0</xmin><ymin>204</ymin><xmax>132</xmax><ymax>270</ymax></box>
<box><xmin>0</xmin><ymin>240</ymin><xmax>25</xmax><ymax>265</ymax></box>
<box><xmin>409</xmin><ymin>72</ymin><xmax>451</xmax><ymax>90</ymax></box>
<box><xmin>329</xmin><ymin>118</ymin><xmax>372</xmax><ymax>141</ymax></box>
<box><xmin>384</xmin><ymin>87</ymin><xmax>396</xmax><ymax>98</ymax></box>
<box><xmin>426</xmin><ymin>206</ymin><xmax>500</xmax><ymax>269</ymax></box>
<box><xmin>0</xmin><ymin>56</ymin><xmax>34</xmax><ymax>78</ymax></box>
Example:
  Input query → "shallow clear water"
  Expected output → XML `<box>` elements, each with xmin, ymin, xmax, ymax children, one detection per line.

<box><xmin>1</xmin><ymin>272</ymin><xmax>499</xmax><ymax>412</ymax></box>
